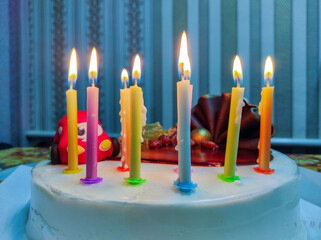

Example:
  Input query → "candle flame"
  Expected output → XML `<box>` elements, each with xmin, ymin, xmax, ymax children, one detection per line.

<box><xmin>178</xmin><ymin>31</ymin><xmax>191</xmax><ymax>78</ymax></box>
<box><xmin>264</xmin><ymin>56</ymin><xmax>274</xmax><ymax>84</ymax></box>
<box><xmin>132</xmin><ymin>54</ymin><xmax>141</xmax><ymax>84</ymax></box>
<box><xmin>233</xmin><ymin>55</ymin><xmax>243</xmax><ymax>86</ymax></box>
<box><xmin>89</xmin><ymin>47</ymin><xmax>98</xmax><ymax>84</ymax></box>
<box><xmin>121</xmin><ymin>69</ymin><xmax>129</xmax><ymax>82</ymax></box>
<box><xmin>68</xmin><ymin>48</ymin><xmax>77</xmax><ymax>88</ymax></box>
<box><xmin>121</xmin><ymin>69</ymin><xmax>129</xmax><ymax>88</ymax></box>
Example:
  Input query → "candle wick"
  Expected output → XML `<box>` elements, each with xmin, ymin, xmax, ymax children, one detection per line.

<box><xmin>237</xmin><ymin>78</ymin><xmax>240</xmax><ymax>88</ymax></box>
<box><xmin>70</xmin><ymin>81</ymin><xmax>73</xmax><ymax>90</ymax></box>
<box><xmin>135</xmin><ymin>78</ymin><xmax>138</xmax><ymax>86</ymax></box>
<box><xmin>124</xmin><ymin>81</ymin><xmax>127</xmax><ymax>89</ymax></box>
<box><xmin>267</xmin><ymin>78</ymin><xmax>270</xmax><ymax>87</ymax></box>
<box><xmin>91</xmin><ymin>78</ymin><xmax>95</xmax><ymax>87</ymax></box>
<box><xmin>179</xmin><ymin>63</ymin><xmax>184</xmax><ymax>78</ymax></box>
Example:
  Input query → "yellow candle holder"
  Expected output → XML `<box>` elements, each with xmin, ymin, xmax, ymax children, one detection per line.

<box><xmin>63</xmin><ymin>168</ymin><xmax>83</xmax><ymax>174</ymax></box>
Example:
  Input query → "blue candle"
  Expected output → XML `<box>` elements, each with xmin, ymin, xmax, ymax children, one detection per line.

<box><xmin>174</xmin><ymin>32</ymin><xmax>197</xmax><ymax>192</ymax></box>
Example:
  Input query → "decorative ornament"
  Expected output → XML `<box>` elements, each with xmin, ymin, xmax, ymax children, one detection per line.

<box><xmin>191</xmin><ymin>128</ymin><xmax>212</xmax><ymax>145</ymax></box>
<box><xmin>51</xmin><ymin>111</ymin><xmax>120</xmax><ymax>165</ymax></box>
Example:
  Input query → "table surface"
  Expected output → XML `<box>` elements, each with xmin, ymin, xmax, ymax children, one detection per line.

<box><xmin>0</xmin><ymin>147</ymin><xmax>320</xmax><ymax>183</ymax></box>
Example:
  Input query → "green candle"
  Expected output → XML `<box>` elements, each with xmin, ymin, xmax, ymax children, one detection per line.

<box><xmin>129</xmin><ymin>83</ymin><xmax>142</xmax><ymax>179</ymax></box>
<box><xmin>218</xmin><ymin>55</ymin><xmax>244</xmax><ymax>182</ymax></box>
<box><xmin>125</xmin><ymin>54</ymin><xmax>146</xmax><ymax>185</ymax></box>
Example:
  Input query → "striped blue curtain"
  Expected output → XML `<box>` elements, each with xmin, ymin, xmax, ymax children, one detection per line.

<box><xmin>24</xmin><ymin>0</ymin><xmax>320</xmax><ymax>142</ymax></box>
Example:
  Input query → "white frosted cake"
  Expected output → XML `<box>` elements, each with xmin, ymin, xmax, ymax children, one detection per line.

<box><xmin>26</xmin><ymin>150</ymin><xmax>306</xmax><ymax>240</ymax></box>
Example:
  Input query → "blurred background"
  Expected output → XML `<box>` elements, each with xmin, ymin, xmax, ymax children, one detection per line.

<box><xmin>0</xmin><ymin>0</ymin><xmax>320</xmax><ymax>153</ymax></box>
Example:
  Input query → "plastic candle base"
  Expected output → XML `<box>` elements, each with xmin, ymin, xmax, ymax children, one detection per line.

<box><xmin>63</xmin><ymin>168</ymin><xmax>83</xmax><ymax>174</ymax></box>
<box><xmin>80</xmin><ymin>177</ymin><xmax>103</xmax><ymax>184</ymax></box>
<box><xmin>253</xmin><ymin>167</ymin><xmax>275</xmax><ymax>175</ymax></box>
<box><xmin>124</xmin><ymin>177</ymin><xmax>146</xmax><ymax>185</ymax></box>
<box><xmin>173</xmin><ymin>180</ymin><xmax>197</xmax><ymax>192</ymax></box>
<box><xmin>173</xmin><ymin>168</ymin><xmax>194</xmax><ymax>174</ymax></box>
<box><xmin>218</xmin><ymin>173</ymin><xmax>240</xmax><ymax>182</ymax></box>
<box><xmin>117</xmin><ymin>166</ymin><xmax>129</xmax><ymax>172</ymax></box>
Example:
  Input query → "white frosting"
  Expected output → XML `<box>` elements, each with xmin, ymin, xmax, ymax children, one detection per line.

<box><xmin>235</xmin><ymin>99</ymin><xmax>245</xmax><ymax>124</ymax></box>
<box><xmin>119</xmin><ymin>104</ymin><xmax>128</xmax><ymax>168</ymax></box>
<box><xmin>141</xmin><ymin>97</ymin><xmax>147</xmax><ymax>143</ymax></box>
<box><xmin>119</xmin><ymin>90</ymin><xmax>129</xmax><ymax>168</ymax></box>
<box><xmin>26</xmin><ymin>150</ymin><xmax>306</xmax><ymax>240</ymax></box>
<box><xmin>258</xmin><ymin>90</ymin><xmax>263</xmax><ymax>116</ymax></box>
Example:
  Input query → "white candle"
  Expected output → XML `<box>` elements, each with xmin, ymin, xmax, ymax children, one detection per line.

<box><xmin>174</xmin><ymin>31</ymin><xmax>197</xmax><ymax>192</ymax></box>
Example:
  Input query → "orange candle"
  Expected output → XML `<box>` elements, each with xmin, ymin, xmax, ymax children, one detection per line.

<box><xmin>254</xmin><ymin>56</ymin><xmax>275</xmax><ymax>174</ymax></box>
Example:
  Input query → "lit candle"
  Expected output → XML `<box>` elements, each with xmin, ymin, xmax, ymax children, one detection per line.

<box><xmin>218</xmin><ymin>55</ymin><xmax>244</xmax><ymax>182</ymax></box>
<box><xmin>124</xmin><ymin>54</ymin><xmax>146</xmax><ymax>185</ymax></box>
<box><xmin>254</xmin><ymin>56</ymin><xmax>275</xmax><ymax>174</ymax></box>
<box><xmin>173</xmin><ymin>32</ymin><xmax>197</xmax><ymax>192</ymax></box>
<box><xmin>118</xmin><ymin>69</ymin><xmax>130</xmax><ymax>172</ymax></box>
<box><xmin>80</xmin><ymin>48</ymin><xmax>102</xmax><ymax>184</ymax></box>
<box><xmin>63</xmin><ymin>49</ymin><xmax>82</xmax><ymax>174</ymax></box>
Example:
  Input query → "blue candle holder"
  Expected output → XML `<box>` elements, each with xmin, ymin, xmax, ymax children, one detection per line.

<box><xmin>174</xmin><ymin>179</ymin><xmax>197</xmax><ymax>192</ymax></box>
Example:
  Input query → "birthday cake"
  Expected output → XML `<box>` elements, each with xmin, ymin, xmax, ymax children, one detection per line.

<box><xmin>26</xmin><ymin>94</ymin><xmax>306</xmax><ymax>240</ymax></box>
<box><xmin>23</xmin><ymin>30</ymin><xmax>306</xmax><ymax>239</ymax></box>
<box><xmin>26</xmin><ymin>150</ymin><xmax>306</xmax><ymax>240</ymax></box>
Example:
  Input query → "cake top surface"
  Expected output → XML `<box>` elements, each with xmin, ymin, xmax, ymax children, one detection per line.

<box><xmin>32</xmin><ymin>150</ymin><xmax>298</xmax><ymax>206</ymax></box>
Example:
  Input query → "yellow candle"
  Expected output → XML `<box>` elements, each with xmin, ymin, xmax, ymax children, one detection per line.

<box><xmin>125</xmin><ymin>55</ymin><xmax>146</xmax><ymax>185</ymax></box>
<box><xmin>254</xmin><ymin>56</ymin><xmax>275</xmax><ymax>174</ymax></box>
<box><xmin>63</xmin><ymin>49</ymin><xmax>82</xmax><ymax>174</ymax></box>
<box><xmin>119</xmin><ymin>69</ymin><xmax>131</xmax><ymax>171</ymax></box>
<box><xmin>218</xmin><ymin>55</ymin><xmax>244</xmax><ymax>182</ymax></box>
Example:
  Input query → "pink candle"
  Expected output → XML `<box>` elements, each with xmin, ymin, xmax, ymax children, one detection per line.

<box><xmin>86</xmin><ymin>86</ymin><xmax>99</xmax><ymax>178</ymax></box>
<box><xmin>81</xmin><ymin>48</ymin><xmax>102</xmax><ymax>184</ymax></box>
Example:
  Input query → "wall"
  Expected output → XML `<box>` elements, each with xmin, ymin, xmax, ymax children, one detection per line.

<box><xmin>0</xmin><ymin>0</ymin><xmax>11</xmax><ymax>144</ymax></box>
<box><xmin>0</xmin><ymin>0</ymin><xmax>25</xmax><ymax>146</ymax></box>
<box><xmin>0</xmin><ymin>0</ymin><xmax>320</xmax><ymax>146</ymax></box>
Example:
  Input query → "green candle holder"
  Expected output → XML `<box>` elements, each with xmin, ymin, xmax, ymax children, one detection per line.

<box><xmin>124</xmin><ymin>177</ymin><xmax>146</xmax><ymax>185</ymax></box>
<box><xmin>218</xmin><ymin>173</ymin><xmax>240</xmax><ymax>183</ymax></box>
